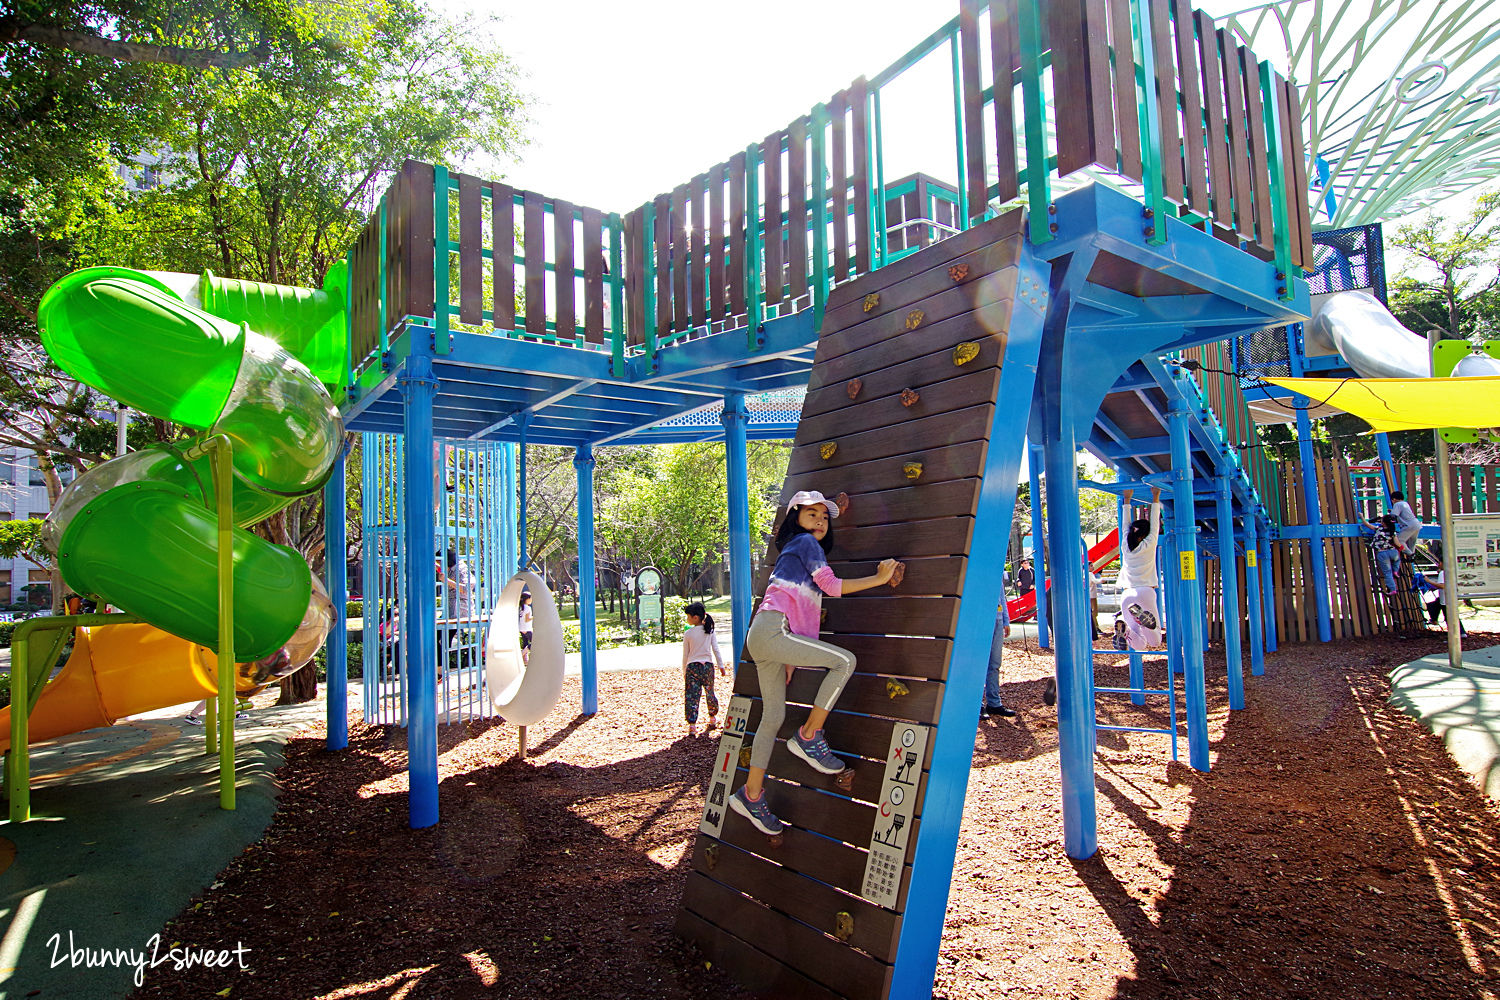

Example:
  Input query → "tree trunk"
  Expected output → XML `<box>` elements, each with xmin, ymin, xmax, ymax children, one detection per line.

<box><xmin>277</xmin><ymin>662</ymin><xmax>318</xmax><ymax>704</ymax></box>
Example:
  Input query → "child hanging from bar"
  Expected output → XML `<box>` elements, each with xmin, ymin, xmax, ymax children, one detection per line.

<box><xmin>729</xmin><ymin>490</ymin><xmax>903</xmax><ymax>837</ymax></box>
<box><xmin>1112</xmin><ymin>486</ymin><xmax>1163</xmax><ymax>652</ymax></box>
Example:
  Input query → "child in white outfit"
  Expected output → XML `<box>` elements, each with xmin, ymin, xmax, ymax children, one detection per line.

<box><xmin>1113</xmin><ymin>487</ymin><xmax>1164</xmax><ymax>651</ymax></box>
<box><xmin>680</xmin><ymin>602</ymin><xmax>725</xmax><ymax>735</ymax></box>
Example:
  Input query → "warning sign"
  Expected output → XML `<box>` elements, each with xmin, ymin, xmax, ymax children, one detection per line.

<box><xmin>860</xmin><ymin>722</ymin><xmax>930</xmax><ymax>909</ymax></box>
<box><xmin>699</xmin><ymin>696</ymin><xmax>752</xmax><ymax>838</ymax></box>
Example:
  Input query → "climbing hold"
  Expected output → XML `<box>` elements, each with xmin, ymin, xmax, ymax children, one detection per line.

<box><xmin>846</xmin><ymin>378</ymin><xmax>863</xmax><ymax>400</ymax></box>
<box><xmin>885</xmin><ymin>679</ymin><xmax>910</xmax><ymax>700</ymax></box>
<box><xmin>953</xmin><ymin>341</ymin><xmax>979</xmax><ymax>366</ymax></box>
<box><xmin>834</xmin><ymin>768</ymin><xmax>855</xmax><ymax>793</ymax></box>
<box><xmin>903</xmin><ymin>462</ymin><xmax>923</xmax><ymax>480</ymax></box>
<box><xmin>704</xmin><ymin>843</ymin><xmax>720</xmax><ymax>871</ymax></box>
<box><xmin>888</xmin><ymin>561</ymin><xmax>906</xmax><ymax>588</ymax></box>
<box><xmin>820</xmin><ymin>442</ymin><xmax>837</xmax><ymax>461</ymax></box>
<box><xmin>738</xmin><ymin>747</ymin><xmax>753</xmax><ymax>768</ymax></box>
<box><xmin>900</xmin><ymin>388</ymin><xmax>920</xmax><ymax>407</ymax></box>
<box><xmin>862</xmin><ymin>293</ymin><xmax>880</xmax><ymax>313</ymax></box>
<box><xmin>834</xmin><ymin>491</ymin><xmax>850</xmax><ymax>516</ymax></box>
<box><xmin>834</xmin><ymin>912</ymin><xmax>855</xmax><ymax>942</ymax></box>
<box><xmin>948</xmin><ymin>263</ymin><xmax>970</xmax><ymax>282</ymax></box>
<box><xmin>905</xmin><ymin>309</ymin><xmax>924</xmax><ymax>331</ymax></box>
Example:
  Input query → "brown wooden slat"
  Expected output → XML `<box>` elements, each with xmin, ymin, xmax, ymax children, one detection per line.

<box><xmin>670</xmin><ymin>183</ymin><xmax>689</xmax><ymax>332</ymax></box>
<box><xmin>787</xmin><ymin>405</ymin><xmax>994</xmax><ymax>477</ymax></box>
<box><xmin>737</xmin><ymin>668</ymin><xmax>944</xmax><ymax>736</ymax></box>
<box><xmin>827</xmin><ymin>596</ymin><xmax>960</xmax><ymax>638</ymax></box>
<box><xmin>554</xmin><ymin>197</ymin><xmax>576</xmax><ymax>340</ymax></box>
<box><xmin>674</xmin><ymin>908</ymin><xmax>847</xmax><ymax>1000</ymax></box>
<box><xmin>813</xmin><ymin>634</ymin><xmax>953</xmax><ymax>682</ymax></box>
<box><xmin>1218</xmin><ymin>29</ymin><xmax>1255</xmax><ymax>241</ymax></box>
<box><xmin>582</xmin><ymin>206</ymin><xmax>605</xmax><ymax>343</ymax></box>
<box><xmin>709</xmin><ymin>163</ymin><xmax>727</xmax><ymax>321</ymax></box>
<box><xmin>798</xmin><ymin>368</ymin><xmax>1002</xmax><ymax>446</ymax></box>
<box><xmin>523</xmin><ymin>189</ymin><xmax>547</xmax><ymax>335</ymax></box>
<box><xmin>712</xmin><ymin>808</ymin><xmax>901</xmax><ymax>905</ymax></box>
<box><xmin>832</xmin><ymin>479</ymin><xmax>982</xmax><ymax>530</ymax></box>
<box><xmin>1194</xmin><ymin>12</ymin><xmax>1232</xmax><ymax>231</ymax></box>
<box><xmin>1051</xmin><ymin>0</ymin><xmax>1115</xmax><ymax>176</ymax></box>
<box><xmin>1274</xmin><ymin>73</ymin><xmax>1304</xmax><ymax>273</ymax></box>
<box><xmin>492</xmin><ymin>181</ymin><xmax>516</xmax><ymax>330</ymax></box>
<box><xmin>829</xmin><ymin>90</ymin><xmax>852</xmax><ymax>280</ymax></box>
<box><xmin>407</xmin><ymin>160</ymin><xmax>435</xmax><ymax>317</ymax></box>
<box><xmin>1283</xmin><ymin>76</ymin><xmax>1315</xmax><ymax>270</ymax></box>
<box><xmin>1239</xmin><ymin>44</ymin><xmax>1274</xmax><ymax>251</ymax></box>
<box><xmin>828</xmin><ymin>555</ymin><xmax>966</xmax><ymax>599</ymax></box>
<box><xmin>690</xmin><ymin>838</ymin><xmax>902</xmax><ymax>963</ymax></box>
<box><xmin>960</xmin><ymin>0</ymin><xmax>987</xmax><ymax>218</ymax></box>
<box><xmin>826</xmin><ymin>207</ymin><xmax>1022</xmax><ymax>312</ymax></box>
<box><xmin>990</xmin><ymin>4</ymin><xmax>1020</xmax><ymax>201</ymax></box>
<box><xmin>1460</xmin><ymin>466</ymin><xmax>1475</xmax><ymax>516</ymax></box>
<box><xmin>763</xmin><ymin>129</ymin><xmax>785</xmax><ymax>307</ymax></box>
<box><xmin>851</xmin><ymin>78</ymin><xmax>872</xmax><ymax>274</ymax></box>
<box><xmin>1171</xmin><ymin>0</ymin><xmax>1210</xmax><ymax>218</ymax></box>
<box><xmin>785</xmin><ymin>443</ymin><xmax>987</xmax><ymax>499</ymax></box>
<box><xmin>623</xmin><ymin>207</ymin><xmax>644</xmax><ymax>346</ymax></box>
<box><xmin>654</xmin><ymin>193</ymin><xmax>671</xmax><ymax>337</ymax></box>
<box><xmin>1148</xmin><ymin>0</ymin><xmax>1184</xmax><ymax>204</ymax></box>
<box><xmin>1108</xmin><ymin>0</ymin><xmax>1142</xmax><ymax>180</ymax></box>
<box><xmin>457</xmin><ymin>173</ymin><xmax>483</xmax><ymax>324</ymax></box>
<box><xmin>691</xmin><ymin>173</ymin><xmax>709</xmax><ymax>328</ymax></box>
<box><xmin>729</xmin><ymin>152</ymin><xmax>748</xmax><ymax>318</ymax></box>
<box><xmin>817</xmin><ymin>517</ymin><xmax>976</xmax><ymax>562</ymax></box>
<box><xmin>788</xmin><ymin>116</ymin><xmax>809</xmax><ymax>302</ymax></box>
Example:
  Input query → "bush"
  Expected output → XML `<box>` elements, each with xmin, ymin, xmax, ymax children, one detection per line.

<box><xmin>0</xmin><ymin>673</ymin><xmax>9</xmax><ymax>711</ymax></box>
<box><xmin>346</xmin><ymin>599</ymin><xmax>363</xmax><ymax>619</ymax></box>
<box><xmin>312</xmin><ymin>640</ymin><xmax>364</xmax><ymax>681</ymax></box>
<box><xmin>0</xmin><ymin>622</ymin><xmax>14</xmax><ymax>649</ymax></box>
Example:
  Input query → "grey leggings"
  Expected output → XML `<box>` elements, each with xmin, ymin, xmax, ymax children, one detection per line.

<box><xmin>745</xmin><ymin>610</ymin><xmax>856</xmax><ymax>770</ymax></box>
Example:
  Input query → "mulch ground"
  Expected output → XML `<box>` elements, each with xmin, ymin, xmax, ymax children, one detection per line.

<box><xmin>133</xmin><ymin>631</ymin><xmax>1500</xmax><ymax>999</ymax></box>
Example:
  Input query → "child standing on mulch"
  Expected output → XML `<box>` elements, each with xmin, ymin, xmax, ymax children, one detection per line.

<box><xmin>680</xmin><ymin>601</ymin><xmax>725</xmax><ymax>736</ymax></box>
<box><xmin>729</xmin><ymin>489</ymin><xmax>903</xmax><ymax>837</ymax></box>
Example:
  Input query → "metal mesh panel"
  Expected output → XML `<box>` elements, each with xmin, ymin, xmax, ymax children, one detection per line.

<box><xmin>1240</xmin><ymin>325</ymin><xmax>1292</xmax><ymax>379</ymax></box>
<box><xmin>652</xmin><ymin>388</ymin><xmax>806</xmax><ymax>432</ymax></box>
<box><xmin>1306</xmin><ymin>223</ymin><xmax>1388</xmax><ymax>303</ymax></box>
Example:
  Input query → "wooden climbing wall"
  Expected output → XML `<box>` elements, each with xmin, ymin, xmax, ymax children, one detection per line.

<box><xmin>675</xmin><ymin>209</ymin><xmax>1035</xmax><ymax>999</ymax></box>
<box><xmin>1268</xmin><ymin>454</ymin><xmax>1419</xmax><ymax>641</ymax></box>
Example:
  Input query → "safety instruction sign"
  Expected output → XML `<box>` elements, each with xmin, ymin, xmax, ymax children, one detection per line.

<box><xmin>1451</xmin><ymin>514</ymin><xmax>1500</xmax><ymax>597</ymax></box>
<box><xmin>699</xmin><ymin>696</ymin><xmax>752</xmax><ymax>837</ymax></box>
<box><xmin>860</xmin><ymin>722</ymin><xmax>930</xmax><ymax>909</ymax></box>
<box><xmin>1179</xmin><ymin>550</ymin><xmax>1197</xmax><ymax>581</ymax></box>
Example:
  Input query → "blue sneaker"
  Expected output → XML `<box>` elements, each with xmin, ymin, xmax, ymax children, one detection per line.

<box><xmin>730</xmin><ymin>786</ymin><xmax>784</xmax><ymax>835</ymax></box>
<box><xmin>788</xmin><ymin>728</ymin><xmax>846</xmax><ymax>775</ymax></box>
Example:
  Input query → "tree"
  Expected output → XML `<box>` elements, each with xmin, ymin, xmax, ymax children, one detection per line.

<box><xmin>1390</xmin><ymin>190</ymin><xmax>1500</xmax><ymax>345</ymax></box>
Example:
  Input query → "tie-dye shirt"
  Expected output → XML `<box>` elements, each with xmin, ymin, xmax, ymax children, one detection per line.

<box><xmin>758</xmin><ymin>532</ymin><xmax>843</xmax><ymax>638</ymax></box>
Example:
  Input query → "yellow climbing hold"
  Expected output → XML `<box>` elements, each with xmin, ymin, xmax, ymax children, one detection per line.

<box><xmin>905</xmin><ymin>309</ymin><xmax>924</xmax><ymax>330</ymax></box>
<box><xmin>903</xmin><ymin>462</ymin><xmax>923</xmax><ymax>480</ymax></box>
<box><xmin>820</xmin><ymin>442</ymin><xmax>838</xmax><ymax>460</ymax></box>
<box><xmin>863</xmin><ymin>293</ymin><xmax>880</xmax><ymax>312</ymax></box>
<box><xmin>885</xmin><ymin>679</ymin><xmax>910</xmax><ymax>699</ymax></box>
<box><xmin>953</xmin><ymin>341</ymin><xmax>979</xmax><ymax>365</ymax></box>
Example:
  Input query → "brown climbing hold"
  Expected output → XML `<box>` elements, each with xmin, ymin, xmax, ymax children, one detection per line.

<box><xmin>834</xmin><ymin>491</ymin><xmax>850</xmax><ymax>516</ymax></box>
<box><xmin>862</xmin><ymin>293</ymin><xmax>880</xmax><ymax>313</ymax></box>
<box><xmin>905</xmin><ymin>309</ymin><xmax>924</xmax><ymax>331</ymax></box>
<box><xmin>738</xmin><ymin>747</ymin><xmax>753</xmax><ymax>768</ymax></box>
<box><xmin>953</xmin><ymin>341</ymin><xmax>979</xmax><ymax>365</ymax></box>
<box><xmin>948</xmin><ymin>263</ymin><xmax>970</xmax><ymax>282</ymax></box>
<box><xmin>834</xmin><ymin>912</ymin><xmax>855</xmax><ymax>942</ymax></box>
<box><xmin>704</xmin><ymin>843</ymin><xmax>719</xmax><ymax>871</ymax></box>
<box><xmin>846</xmin><ymin>378</ymin><xmax>863</xmax><ymax>400</ymax></box>
<box><xmin>903</xmin><ymin>462</ymin><xmax>923</xmax><ymax>480</ymax></box>
<box><xmin>900</xmin><ymin>387</ymin><xmax>920</xmax><ymax>407</ymax></box>
<box><xmin>885</xmin><ymin>678</ymin><xmax>910</xmax><ymax>699</ymax></box>
<box><xmin>767</xmin><ymin>832</ymin><xmax>784</xmax><ymax>848</ymax></box>
<box><xmin>888</xmin><ymin>561</ymin><xmax>906</xmax><ymax>588</ymax></box>
<box><xmin>820</xmin><ymin>442</ymin><xmax>837</xmax><ymax>461</ymax></box>
<box><xmin>833</xmin><ymin>768</ymin><xmax>855</xmax><ymax>793</ymax></box>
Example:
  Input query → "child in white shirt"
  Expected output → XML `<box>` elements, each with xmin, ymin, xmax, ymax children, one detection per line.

<box><xmin>680</xmin><ymin>601</ymin><xmax>726</xmax><ymax>735</ymax></box>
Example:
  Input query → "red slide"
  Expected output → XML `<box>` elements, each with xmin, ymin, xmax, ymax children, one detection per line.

<box><xmin>1005</xmin><ymin>528</ymin><xmax>1119</xmax><ymax>623</ymax></box>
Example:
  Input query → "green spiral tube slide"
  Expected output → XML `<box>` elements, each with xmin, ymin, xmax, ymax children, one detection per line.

<box><xmin>37</xmin><ymin>266</ymin><xmax>345</xmax><ymax>661</ymax></box>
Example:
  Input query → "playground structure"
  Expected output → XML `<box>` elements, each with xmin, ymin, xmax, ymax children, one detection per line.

<box><xmin>9</xmin><ymin>0</ymin><xmax>1496</xmax><ymax>997</ymax></box>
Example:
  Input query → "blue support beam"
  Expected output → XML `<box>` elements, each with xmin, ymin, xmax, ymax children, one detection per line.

<box><xmin>324</xmin><ymin>446</ymin><xmax>348</xmax><ymax>751</ymax></box>
<box><xmin>1258</xmin><ymin>521</ymin><xmax>1278</xmax><ymax>653</ymax></box>
<box><xmin>722</xmin><ymin>392</ymin><xmax>752</xmax><ymax>668</ymax></box>
<box><xmin>1216</xmin><ymin>473</ymin><xmax>1245</xmax><ymax>711</ymax></box>
<box><xmin>575</xmin><ymin>444</ymin><xmax>599</xmax><ymax>716</ymax></box>
<box><xmin>1293</xmin><ymin>401</ymin><xmax>1333</xmax><ymax>642</ymax></box>
<box><xmin>1245</xmin><ymin>515</ymin><xmax>1266</xmax><ymax>678</ymax></box>
<box><xmin>1169</xmin><ymin>401</ymin><xmax>1210</xmax><ymax>772</ymax></box>
<box><xmin>1028</xmin><ymin>441</ymin><xmax>1049</xmax><ymax>648</ymax></box>
<box><xmin>401</xmin><ymin>352</ymin><xmax>439</xmax><ymax>828</ymax></box>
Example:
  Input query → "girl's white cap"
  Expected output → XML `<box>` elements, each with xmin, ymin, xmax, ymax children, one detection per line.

<box><xmin>787</xmin><ymin>490</ymin><xmax>840</xmax><ymax>516</ymax></box>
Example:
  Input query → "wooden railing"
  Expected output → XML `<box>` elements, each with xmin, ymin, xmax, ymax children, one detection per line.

<box><xmin>347</xmin><ymin>0</ymin><xmax>1314</xmax><ymax>387</ymax></box>
<box><xmin>1355</xmin><ymin>463</ymin><xmax>1500</xmax><ymax>522</ymax></box>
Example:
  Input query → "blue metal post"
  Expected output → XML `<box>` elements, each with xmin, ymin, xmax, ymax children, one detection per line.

<box><xmin>502</xmin><ymin>444</ymin><xmax>518</xmax><ymax>577</ymax></box>
<box><xmin>1162</xmin><ymin>501</ymin><xmax>1184</xmax><ymax>677</ymax></box>
<box><xmin>574</xmin><ymin>445</ymin><xmax>599</xmax><ymax>716</ymax></box>
<box><xmin>1258</xmin><ymin>520</ymin><xmax>1278</xmax><ymax>653</ymax></box>
<box><xmin>1044</xmin><ymin>435</ymin><xmax>1095</xmax><ymax>859</ymax></box>
<box><xmin>1215</xmin><ymin>474</ymin><xmax>1244</xmax><ymax>710</ymax></box>
<box><xmin>1123</xmin><ymin>492</ymin><xmax>1144</xmax><ymax>705</ymax></box>
<box><xmin>1029</xmin><ymin>442</ymin><xmax>1049</xmax><ymax>648</ymax></box>
<box><xmin>1245</xmin><ymin>515</ymin><xmax>1266</xmax><ymax>677</ymax></box>
<box><xmin>1169</xmin><ymin>402</ymin><xmax>1210</xmax><ymax>771</ymax></box>
<box><xmin>722</xmin><ymin>392</ymin><xmax>752</xmax><ymax>667</ymax></box>
<box><xmin>324</xmin><ymin>446</ymin><xmax>348</xmax><ymax>750</ymax></box>
<box><xmin>401</xmin><ymin>353</ymin><xmax>439</xmax><ymax>828</ymax></box>
<box><xmin>517</xmin><ymin>414</ymin><xmax>529</xmax><ymax>570</ymax></box>
<box><xmin>1290</xmin><ymin>331</ymin><xmax>1333</xmax><ymax>641</ymax></box>
<box><xmin>1375</xmin><ymin>432</ymin><xmax>1395</xmax><ymax>504</ymax></box>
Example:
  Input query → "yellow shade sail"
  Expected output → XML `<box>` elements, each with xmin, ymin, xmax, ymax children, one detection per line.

<box><xmin>1263</xmin><ymin>376</ymin><xmax>1500</xmax><ymax>432</ymax></box>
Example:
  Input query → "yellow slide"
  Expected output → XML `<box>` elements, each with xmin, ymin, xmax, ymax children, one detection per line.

<box><xmin>0</xmin><ymin>623</ymin><xmax>234</xmax><ymax>753</ymax></box>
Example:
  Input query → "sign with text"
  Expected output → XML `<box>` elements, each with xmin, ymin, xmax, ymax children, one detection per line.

<box><xmin>860</xmin><ymin>722</ymin><xmax>930</xmax><ymax>910</ymax></box>
<box><xmin>1451</xmin><ymin>514</ymin><xmax>1500</xmax><ymax>597</ymax></box>
<box><xmin>699</xmin><ymin>696</ymin><xmax>752</xmax><ymax>838</ymax></box>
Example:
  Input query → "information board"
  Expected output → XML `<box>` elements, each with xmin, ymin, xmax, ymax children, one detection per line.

<box><xmin>1451</xmin><ymin>514</ymin><xmax>1500</xmax><ymax>597</ymax></box>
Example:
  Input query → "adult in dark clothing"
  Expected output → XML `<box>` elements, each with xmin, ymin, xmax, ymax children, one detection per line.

<box><xmin>1016</xmin><ymin>559</ymin><xmax>1035</xmax><ymax>597</ymax></box>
